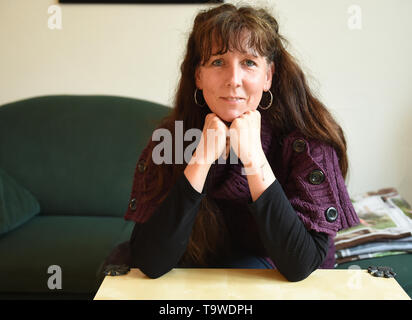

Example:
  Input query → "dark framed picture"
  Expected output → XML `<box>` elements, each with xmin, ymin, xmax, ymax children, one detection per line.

<box><xmin>59</xmin><ymin>0</ymin><xmax>223</xmax><ymax>3</ymax></box>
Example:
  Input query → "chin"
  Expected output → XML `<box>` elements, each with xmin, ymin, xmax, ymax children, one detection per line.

<box><xmin>216</xmin><ymin>115</ymin><xmax>234</xmax><ymax>124</ymax></box>
<box><xmin>216</xmin><ymin>111</ymin><xmax>241</xmax><ymax>123</ymax></box>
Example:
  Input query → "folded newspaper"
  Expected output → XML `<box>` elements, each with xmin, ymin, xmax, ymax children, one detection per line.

<box><xmin>334</xmin><ymin>187</ymin><xmax>412</xmax><ymax>263</ymax></box>
<box><xmin>335</xmin><ymin>250</ymin><xmax>411</xmax><ymax>265</ymax></box>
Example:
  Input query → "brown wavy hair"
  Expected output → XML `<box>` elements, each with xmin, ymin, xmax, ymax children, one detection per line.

<box><xmin>140</xmin><ymin>3</ymin><xmax>350</xmax><ymax>266</ymax></box>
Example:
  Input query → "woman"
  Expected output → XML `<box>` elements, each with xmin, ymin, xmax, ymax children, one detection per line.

<box><xmin>124</xmin><ymin>4</ymin><xmax>360</xmax><ymax>281</ymax></box>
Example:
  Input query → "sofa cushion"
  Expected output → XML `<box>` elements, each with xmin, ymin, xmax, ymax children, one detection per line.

<box><xmin>0</xmin><ymin>167</ymin><xmax>40</xmax><ymax>235</ymax></box>
<box><xmin>0</xmin><ymin>215</ymin><xmax>134</xmax><ymax>294</ymax></box>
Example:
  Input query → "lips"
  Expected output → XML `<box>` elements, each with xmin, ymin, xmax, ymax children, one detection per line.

<box><xmin>220</xmin><ymin>96</ymin><xmax>245</xmax><ymax>102</ymax></box>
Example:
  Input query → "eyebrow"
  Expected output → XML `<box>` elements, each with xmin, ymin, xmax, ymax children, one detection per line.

<box><xmin>245</xmin><ymin>52</ymin><xmax>259</xmax><ymax>58</ymax></box>
<box><xmin>210</xmin><ymin>51</ymin><xmax>259</xmax><ymax>58</ymax></box>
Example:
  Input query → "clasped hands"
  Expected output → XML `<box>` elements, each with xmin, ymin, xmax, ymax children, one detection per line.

<box><xmin>192</xmin><ymin>110</ymin><xmax>266</xmax><ymax>170</ymax></box>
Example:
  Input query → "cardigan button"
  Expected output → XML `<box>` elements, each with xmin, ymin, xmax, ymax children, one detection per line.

<box><xmin>292</xmin><ymin>139</ymin><xmax>306</xmax><ymax>153</ymax></box>
<box><xmin>308</xmin><ymin>169</ymin><xmax>325</xmax><ymax>185</ymax></box>
<box><xmin>129</xmin><ymin>198</ymin><xmax>137</xmax><ymax>211</ymax></box>
<box><xmin>325</xmin><ymin>207</ymin><xmax>338</xmax><ymax>222</ymax></box>
<box><xmin>137</xmin><ymin>159</ymin><xmax>147</xmax><ymax>173</ymax></box>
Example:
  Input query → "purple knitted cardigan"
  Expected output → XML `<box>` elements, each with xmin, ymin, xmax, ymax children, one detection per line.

<box><xmin>125</xmin><ymin>114</ymin><xmax>360</xmax><ymax>268</ymax></box>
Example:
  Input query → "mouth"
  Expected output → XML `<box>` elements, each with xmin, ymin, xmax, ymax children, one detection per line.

<box><xmin>220</xmin><ymin>96</ymin><xmax>246</xmax><ymax>103</ymax></box>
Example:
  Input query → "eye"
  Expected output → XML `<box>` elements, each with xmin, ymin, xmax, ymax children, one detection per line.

<box><xmin>244</xmin><ymin>59</ymin><xmax>257</xmax><ymax>67</ymax></box>
<box><xmin>211</xmin><ymin>59</ymin><xmax>223</xmax><ymax>66</ymax></box>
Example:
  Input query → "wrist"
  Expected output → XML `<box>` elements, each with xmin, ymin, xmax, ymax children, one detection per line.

<box><xmin>189</xmin><ymin>149</ymin><xmax>214</xmax><ymax>166</ymax></box>
<box><xmin>184</xmin><ymin>158</ymin><xmax>211</xmax><ymax>194</ymax></box>
<box><xmin>242</xmin><ymin>150</ymin><xmax>266</xmax><ymax>169</ymax></box>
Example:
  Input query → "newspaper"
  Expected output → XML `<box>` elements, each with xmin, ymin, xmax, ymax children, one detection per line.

<box><xmin>334</xmin><ymin>188</ymin><xmax>412</xmax><ymax>251</ymax></box>
<box><xmin>336</xmin><ymin>250</ymin><xmax>412</xmax><ymax>265</ymax></box>
<box><xmin>336</xmin><ymin>236</ymin><xmax>412</xmax><ymax>259</ymax></box>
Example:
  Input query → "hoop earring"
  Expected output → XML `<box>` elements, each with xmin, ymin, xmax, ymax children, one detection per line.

<box><xmin>258</xmin><ymin>90</ymin><xmax>273</xmax><ymax>110</ymax></box>
<box><xmin>194</xmin><ymin>88</ymin><xmax>205</xmax><ymax>107</ymax></box>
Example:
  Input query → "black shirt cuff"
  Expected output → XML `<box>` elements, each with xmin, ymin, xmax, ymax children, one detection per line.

<box><xmin>248</xmin><ymin>178</ymin><xmax>284</xmax><ymax>208</ymax></box>
<box><xmin>179</xmin><ymin>172</ymin><xmax>206</xmax><ymax>201</ymax></box>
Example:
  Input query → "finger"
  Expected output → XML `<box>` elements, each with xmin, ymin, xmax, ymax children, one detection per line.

<box><xmin>221</xmin><ymin>146</ymin><xmax>225</xmax><ymax>160</ymax></box>
<box><xmin>224</xmin><ymin>139</ymin><xmax>230</xmax><ymax>159</ymax></box>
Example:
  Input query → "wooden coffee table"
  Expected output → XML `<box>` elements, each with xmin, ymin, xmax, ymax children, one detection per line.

<box><xmin>94</xmin><ymin>268</ymin><xmax>410</xmax><ymax>300</ymax></box>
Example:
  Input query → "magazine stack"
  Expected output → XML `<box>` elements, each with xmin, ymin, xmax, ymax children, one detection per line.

<box><xmin>334</xmin><ymin>188</ymin><xmax>412</xmax><ymax>265</ymax></box>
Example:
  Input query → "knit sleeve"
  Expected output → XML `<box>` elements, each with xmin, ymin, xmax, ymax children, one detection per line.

<box><xmin>280</xmin><ymin>130</ymin><xmax>360</xmax><ymax>237</ymax></box>
<box><xmin>124</xmin><ymin>140</ymin><xmax>164</xmax><ymax>223</ymax></box>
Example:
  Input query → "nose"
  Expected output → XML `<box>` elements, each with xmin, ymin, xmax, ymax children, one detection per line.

<box><xmin>225</xmin><ymin>64</ymin><xmax>242</xmax><ymax>88</ymax></box>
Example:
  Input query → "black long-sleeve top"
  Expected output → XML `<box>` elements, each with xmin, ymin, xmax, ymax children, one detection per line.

<box><xmin>129</xmin><ymin>172</ymin><xmax>329</xmax><ymax>282</ymax></box>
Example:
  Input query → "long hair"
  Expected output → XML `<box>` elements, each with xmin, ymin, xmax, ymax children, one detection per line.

<box><xmin>140</xmin><ymin>4</ymin><xmax>350</xmax><ymax>266</ymax></box>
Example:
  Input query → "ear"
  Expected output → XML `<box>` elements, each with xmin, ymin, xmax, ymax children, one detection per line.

<box><xmin>195</xmin><ymin>67</ymin><xmax>203</xmax><ymax>90</ymax></box>
<box><xmin>264</xmin><ymin>62</ymin><xmax>275</xmax><ymax>91</ymax></box>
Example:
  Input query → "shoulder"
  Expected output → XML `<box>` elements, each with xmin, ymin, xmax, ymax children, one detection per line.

<box><xmin>124</xmin><ymin>139</ymin><xmax>165</xmax><ymax>223</ymax></box>
<box><xmin>278</xmin><ymin>129</ymin><xmax>339</xmax><ymax>184</ymax></box>
<box><xmin>278</xmin><ymin>129</ymin><xmax>359</xmax><ymax>236</ymax></box>
<box><xmin>281</xmin><ymin>129</ymin><xmax>337</xmax><ymax>165</ymax></box>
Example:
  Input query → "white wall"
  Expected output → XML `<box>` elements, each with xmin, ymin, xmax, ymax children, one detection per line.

<box><xmin>1</xmin><ymin>0</ymin><xmax>411</xmax><ymax>201</ymax></box>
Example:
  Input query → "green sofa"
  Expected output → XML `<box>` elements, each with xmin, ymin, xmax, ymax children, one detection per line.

<box><xmin>0</xmin><ymin>95</ymin><xmax>410</xmax><ymax>299</ymax></box>
<box><xmin>0</xmin><ymin>95</ymin><xmax>169</xmax><ymax>299</ymax></box>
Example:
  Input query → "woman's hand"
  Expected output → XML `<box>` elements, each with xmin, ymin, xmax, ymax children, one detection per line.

<box><xmin>229</xmin><ymin>110</ymin><xmax>265</xmax><ymax>168</ymax></box>
<box><xmin>192</xmin><ymin>113</ymin><xmax>229</xmax><ymax>165</ymax></box>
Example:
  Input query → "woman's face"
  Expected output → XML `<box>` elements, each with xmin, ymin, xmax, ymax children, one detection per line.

<box><xmin>195</xmin><ymin>42</ymin><xmax>274</xmax><ymax>123</ymax></box>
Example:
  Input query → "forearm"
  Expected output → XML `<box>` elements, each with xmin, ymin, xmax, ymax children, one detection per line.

<box><xmin>130</xmin><ymin>173</ymin><xmax>205</xmax><ymax>278</ymax></box>
<box><xmin>244</xmin><ymin>154</ymin><xmax>276</xmax><ymax>202</ymax></box>
<box><xmin>184</xmin><ymin>152</ymin><xmax>212</xmax><ymax>193</ymax></box>
<box><xmin>130</xmin><ymin>149</ymin><xmax>212</xmax><ymax>278</ymax></box>
<box><xmin>248</xmin><ymin>180</ymin><xmax>329</xmax><ymax>282</ymax></box>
